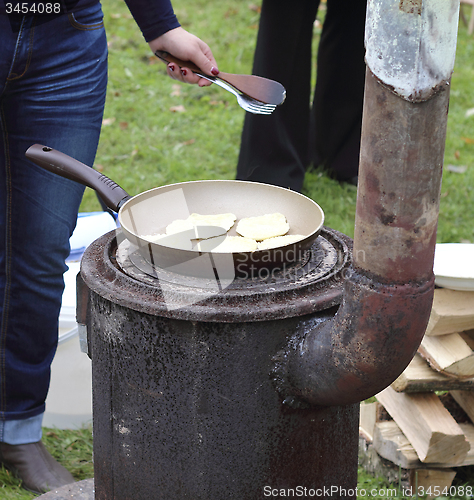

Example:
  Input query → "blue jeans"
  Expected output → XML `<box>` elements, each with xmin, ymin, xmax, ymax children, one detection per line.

<box><xmin>0</xmin><ymin>5</ymin><xmax>107</xmax><ymax>444</ymax></box>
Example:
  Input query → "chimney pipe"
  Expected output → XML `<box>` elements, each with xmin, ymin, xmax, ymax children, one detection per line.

<box><xmin>273</xmin><ymin>0</ymin><xmax>460</xmax><ymax>407</ymax></box>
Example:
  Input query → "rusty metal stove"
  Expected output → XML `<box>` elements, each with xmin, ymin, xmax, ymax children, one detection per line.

<box><xmin>77</xmin><ymin>1</ymin><xmax>461</xmax><ymax>498</ymax></box>
<box><xmin>79</xmin><ymin>227</ymin><xmax>361</xmax><ymax>499</ymax></box>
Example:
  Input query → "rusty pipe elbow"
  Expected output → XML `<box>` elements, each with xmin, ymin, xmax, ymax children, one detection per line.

<box><xmin>273</xmin><ymin>270</ymin><xmax>434</xmax><ymax>407</ymax></box>
<box><xmin>272</xmin><ymin>69</ymin><xmax>449</xmax><ymax>408</ymax></box>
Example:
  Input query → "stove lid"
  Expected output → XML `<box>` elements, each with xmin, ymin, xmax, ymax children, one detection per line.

<box><xmin>80</xmin><ymin>227</ymin><xmax>352</xmax><ymax>322</ymax></box>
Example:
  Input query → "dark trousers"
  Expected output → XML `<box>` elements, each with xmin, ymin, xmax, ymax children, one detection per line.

<box><xmin>236</xmin><ymin>0</ymin><xmax>367</xmax><ymax>191</ymax></box>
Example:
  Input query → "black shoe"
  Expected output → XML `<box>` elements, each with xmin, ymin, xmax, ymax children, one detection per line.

<box><xmin>0</xmin><ymin>441</ymin><xmax>75</xmax><ymax>494</ymax></box>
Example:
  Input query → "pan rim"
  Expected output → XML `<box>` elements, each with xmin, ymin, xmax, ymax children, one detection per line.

<box><xmin>118</xmin><ymin>179</ymin><xmax>325</xmax><ymax>255</ymax></box>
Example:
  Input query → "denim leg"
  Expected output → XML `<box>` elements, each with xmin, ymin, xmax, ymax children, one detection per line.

<box><xmin>0</xmin><ymin>7</ymin><xmax>107</xmax><ymax>441</ymax></box>
<box><xmin>0</xmin><ymin>414</ymin><xmax>43</xmax><ymax>445</ymax></box>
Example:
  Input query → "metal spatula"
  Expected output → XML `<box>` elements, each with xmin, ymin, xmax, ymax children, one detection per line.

<box><xmin>193</xmin><ymin>74</ymin><xmax>276</xmax><ymax>114</ymax></box>
<box><xmin>155</xmin><ymin>50</ymin><xmax>286</xmax><ymax>106</ymax></box>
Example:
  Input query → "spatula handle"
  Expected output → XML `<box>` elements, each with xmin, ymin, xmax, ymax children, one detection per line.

<box><xmin>155</xmin><ymin>50</ymin><xmax>202</xmax><ymax>73</ymax></box>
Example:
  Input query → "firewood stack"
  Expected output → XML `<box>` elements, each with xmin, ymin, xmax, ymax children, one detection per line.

<box><xmin>359</xmin><ymin>288</ymin><xmax>474</xmax><ymax>496</ymax></box>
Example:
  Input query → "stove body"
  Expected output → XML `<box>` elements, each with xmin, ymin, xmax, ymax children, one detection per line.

<box><xmin>78</xmin><ymin>4</ymin><xmax>460</xmax><ymax>495</ymax></box>
<box><xmin>81</xmin><ymin>228</ymin><xmax>359</xmax><ymax>500</ymax></box>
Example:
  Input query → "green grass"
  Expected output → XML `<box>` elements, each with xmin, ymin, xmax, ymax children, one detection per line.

<box><xmin>2</xmin><ymin>0</ymin><xmax>474</xmax><ymax>498</ymax></box>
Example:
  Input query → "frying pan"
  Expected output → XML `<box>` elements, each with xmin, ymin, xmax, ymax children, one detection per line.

<box><xmin>25</xmin><ymin>144</ymin><xmax>324</xmax><ymax>278</ymax></box>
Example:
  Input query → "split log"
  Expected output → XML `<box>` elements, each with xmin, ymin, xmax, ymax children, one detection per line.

<box><xmin>392</xmin><ymin>354</ymin><xmax>474</xmax><ymax>393</ymax></box>
<box><xmin>450</xmin><ymin>390</ymin><xmax>474</xmax><ymax>424</ymax></box>
<box><xmin>359</xmin><ymin>402</ymin><xmax>378</xmax><ymax>442</ymax></box>
<box><xmin>419</xmin><ymin>333</ymin><xmax>474</xmax><ymax>378</ymax></box>
<box><xmin>409</xmin><ymin>469</ymin><xmax>457</xmax><ymax>499</ymax></box>
<box><xmin>376</xmin><ymin>387</ymin><xmax>470</xmax><ymax>464</ymax></box>
<box><xmin>373</xmin><ymin>421</ymin><xmax>421</xmax><ymax>469</ymax></box>
<box><xmin>358</xmin><ymin>436</ymin><xmax>411</xmax><ymax>490</ymax></box>
<box><xmin>425</xmin><ymin>289</ymin><xmax>474</xmax><ymax>336</ymax></box>
<box><xmin>461</xmin><ymin>330</ymin><xmax>474</xmax><ymax>349</ymax></box>
<box><xmin>373</xmin><ymin>420</ymin><xmax>474</xmax><ymax>468</ymax></box>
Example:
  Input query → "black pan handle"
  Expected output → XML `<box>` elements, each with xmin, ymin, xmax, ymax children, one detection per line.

<box><xmin>25</xmin><ymin>144</ymin><xmax>131</xmax><ymax>212</ymax></box>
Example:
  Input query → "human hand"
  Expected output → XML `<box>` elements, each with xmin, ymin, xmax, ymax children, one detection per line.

<box><xmin>148</xmin><ymin>27</ymin><xmax>218</xmax><ymax>86</ymax></box>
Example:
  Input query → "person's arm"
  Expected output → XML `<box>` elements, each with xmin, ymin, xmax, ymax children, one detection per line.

<box><xmin>124</xmin><ymin>0</ymin><xmax>218</xmax><ymax>86</ymax></box>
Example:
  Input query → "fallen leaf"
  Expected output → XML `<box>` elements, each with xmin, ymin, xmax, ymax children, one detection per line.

<box><xmin>455</xmin><ymin>150</ymin><xmax>461</xmax><ymax>159</ymax></box>
<box><xmin>225</xmin><ymin>8</ymin><xmax>238</xmax><ymax>17</ymax></box>
<box><xmin>465</xmin><ymin>108</ymin><xmax>474</xmax><ymax>118</ymax></box>
<box><xmin>171</xmin><ymin>84</ymin><xmax>181</xmax><ymax>97</ymax></box>
<box><xmin>95</xmin><ymin>164</ymin><xmax>104</xmax><ymax>172</ymax></box>
<box><xmin>119</xmin><ymin>121</ymin><xmax>129</xmax><ymax>130</ymax></box>
<box><xmin>102</xmin><ymin>117</ymin><xmax>116</xmax><ymax>126</ymax></box>
<box><xmin>446</xmin><ymin>164</ymin><xmax>468</xmax><ymax>174</ymax></box>
<box><xmin>169</xmin><ymin>105</ymin><xmax>186</xmax><ymax>113</ymax></box>
<box><xmin>173</xmin><ymin>139</ymin><xmax>195</xmax><ymax>152</ymax></box>
<box><xmin>461</xmin><ymin>136</ymin><xmax>474</xmax><ymax>144</ymax></box>
<box><xmin>248</xmin><ymin>3</ymin><xmax>261</xmax><ymax>13</ymax></box>
<box><xmin>148</xmin><ymin>56</ymin><xmax>160</xmax><ymax>65</ymax></box>
<box><xmin>131</xmin><ymin>149</ymin><xmax>138</xmax><ymax>157</ymax></box>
